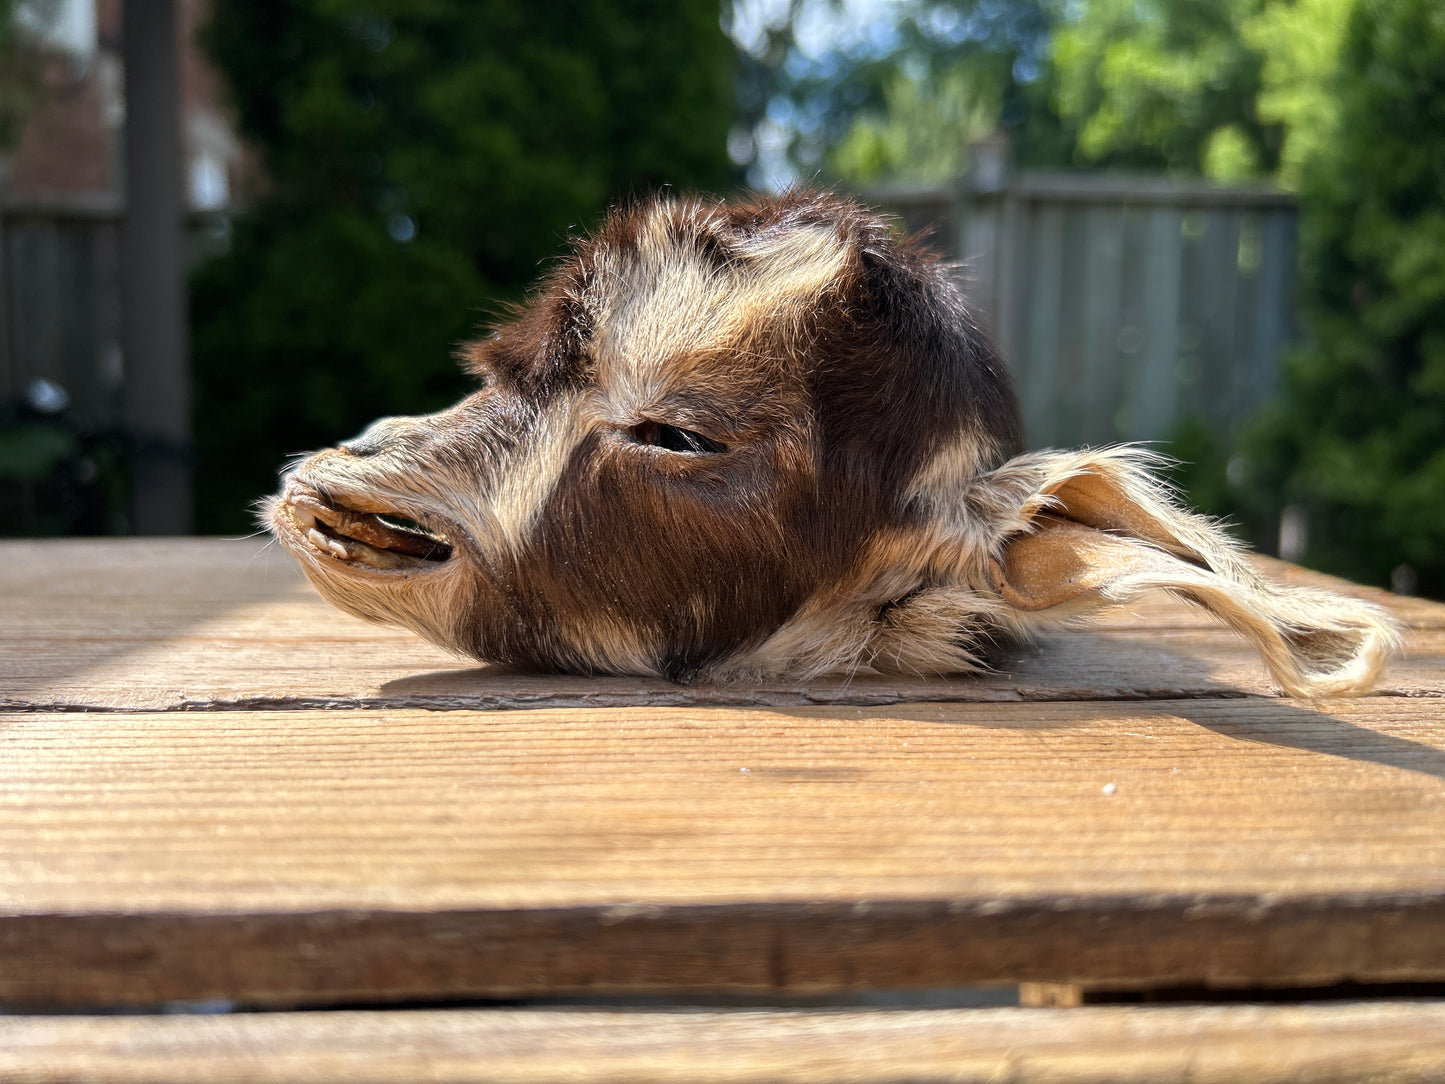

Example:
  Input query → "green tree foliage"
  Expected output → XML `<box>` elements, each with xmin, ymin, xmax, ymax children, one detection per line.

<box><xmin>749</xmin><ymin>0</ymin><xmax>1356</xmax><ymax>189</ymax></box>
<box><xmin>193</xmin><ymin>0</ymin><xmax>735</xmax><ymax>532</ymax></box>
<box><xmin>1</xmin><ymin>0</ymin><xmax>52</xmax><ymax>153</ymax></box>
<box><xmin>793</xmin><ymin>0</ymin><xmax>1284</xmax><ymax>185</ymax></box>
<box><xmin>1242</xmin><ymin>0</ymin><xmax>1352</xmax><ymax>188</ymax></box>
<box><xmin>830</xmin><ymin>67</ymin><xmax>998</xmax><ymax>184</ymax></box>
<box><xmin>1228</xmin><ymin>0</ymin><xmax>1445</xmax><ymax>596</ymax></box>
<box><xmin>728</xmin><ymin>0</ymin><xmax>1054</xmax><ymax>188</ymax></box>
<box><xmin>1049</xmin><ymin>0</ymin><xmax>1357</xmax><ymax>185</ymax></box>
<box><xmin>1050</xmin><ymin>0</ymin><xmax>1276</xmax><ymax>177</ymax></box>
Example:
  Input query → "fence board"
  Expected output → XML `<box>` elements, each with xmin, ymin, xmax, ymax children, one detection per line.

<box><xmin>1</xmin><ymin>209</ymin><xmax>123</xmax><ymax>429</ymax></box>
<box><xmin>1194</xmin><ymin>210</ymin><xmax>1244</xmax><ymax>425</ymax></box>
<box><xmin>1252</xmin><ymin>211</ymin><xmax>1297</xmax><ymax>402</ymax></box>
<box><xmin>958</xmin><ymin>196</ymin><xmax>1002</xmax><ymax>324</ymax></box>
<box><xmin>1055</xmin><ymin>208</ymin><xmax>1088</xmax><ymax>445</ymax></box>
<box><xmin>1020</xmin><ymin>203</ymin><xmax>1064</xmax><ymax>444</ymax></box>
<box><xmin>1080</xmin><ymin>205</ymin><xmax>1125</xmax><ymax>440</ymax></box>
<box><xmin>1229</xmin><ymin>213</ymin><xmax>1261</xmax><ymax>425</ymax></box>
<box><xmin>1113</xmin><ymin>207</ymin><xmax>1148</xmax><ymax>437</ymax></box>
<box><xmin>5</xmin><ymin>217</ymin><xmax>65</xmax><ymax>395</ymax></box>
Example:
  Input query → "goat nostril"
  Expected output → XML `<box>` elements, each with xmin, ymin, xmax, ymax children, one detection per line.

<box><xmin>340</xmin><ymin>414</ymin><xmax>421</xmax><ymax>457</ymax></box>
<box><xmin>341</xmin><ymin>429</ymin><xmax>391</xmax><ymax>457</ymax></box>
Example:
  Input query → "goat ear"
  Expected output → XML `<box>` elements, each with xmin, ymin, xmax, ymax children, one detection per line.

<box><xmin>974</xmin><ymin>449</ymin><xmax>1400</xmax><ymax>697</ymax></box>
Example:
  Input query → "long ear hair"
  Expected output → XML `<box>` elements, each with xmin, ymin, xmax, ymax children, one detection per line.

<box><xmin>736</xmin><ymin>445</ymin><xmax>1398</xmax><ymax>692</ymax></box>
<box><xmin>905</xmin><ymin>445</ymin><xmax>1399</xmax><ymax>697</ymax></box>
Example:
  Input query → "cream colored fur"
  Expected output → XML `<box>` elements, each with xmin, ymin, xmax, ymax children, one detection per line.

<box><xmin>736</xmin><ymin>446</ymin><xmax>1400</xmax><ymax>696</ymax></box>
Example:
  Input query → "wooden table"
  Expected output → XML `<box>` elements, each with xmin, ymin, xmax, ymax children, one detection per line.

<box><xmin>4</xmin><ymin>538</ymin><xmax>1444</xmax><ymax>1080</ymax></box>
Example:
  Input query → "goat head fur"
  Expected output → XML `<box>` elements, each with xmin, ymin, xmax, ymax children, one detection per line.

<box><xmin>268</xmin><ymin>191</ymin><xmax>1397</xmax><ymax>695</ymax></box>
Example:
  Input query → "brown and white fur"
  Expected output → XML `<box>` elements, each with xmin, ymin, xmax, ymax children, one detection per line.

<box><xmin>268</xmin><ymin>191</ymin><xmax>1397</xmax><ymax>695</ymax></box>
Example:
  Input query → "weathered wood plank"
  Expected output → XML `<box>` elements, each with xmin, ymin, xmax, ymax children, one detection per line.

<box><xmin>3</xmin><ymin>697</ymin><xmax>1443</xmax><ymax>1007</ymax></box>
<box><xmin>1251</xmin><ymin>211</ymin><xmax>1296</xmax><ymax>401</ymax></box>
<box><xmin>3</xmin><ymin>1003</ymin><xmax>1442</xmax><ymax>1083</ymax></box>
<box><xmin>1195</xmin><ymin>210</ymin><xmax>1243</xmax><ymax>425</ymax></box>
<box><xmin>4</xmin><ymin>540</ymin><xmax>1440</xmax><ymax>712</ymax></box>
<box><xmin>1052</xmin><ymin>208</ymin><xmax>1089</xmax><ymax>447</ymax></box>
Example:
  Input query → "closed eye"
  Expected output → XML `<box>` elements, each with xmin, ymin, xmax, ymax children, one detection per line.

<box><xmin>630</xmin><ymin>420</ymin><xmax>728</xmax><ymax>454</ymax></box>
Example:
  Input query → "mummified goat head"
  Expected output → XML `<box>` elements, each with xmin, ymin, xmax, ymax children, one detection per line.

<box><xmin>268</xmin><ymin>191</ymin><xmax>1397</xmax><ymax>694</ymax></box>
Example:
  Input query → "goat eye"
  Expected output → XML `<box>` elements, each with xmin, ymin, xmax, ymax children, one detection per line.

<box><xmin>630</xmin><ymin>420</ymin><xmax>727</xmax><ymax>454</ymax></box>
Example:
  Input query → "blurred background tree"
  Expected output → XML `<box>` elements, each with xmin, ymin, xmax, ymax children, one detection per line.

<box><xmin>726</xmin><ymin>0</ymin><xmax>1058</xmax><ymax>188</ymax></box>
<box><xmin>0</xmin><ymin>0</ymin><xmax>49</xmax><ymax>152</ymax></box>
<box><xmin>193</xmin><ymin>0</ymin><xmax>736</xmax><ymax>532</ymax></box>
<box><xmin>1049</xmin><ymin>0</ymin><xmax>1276</xmax><ymax>179</ymax></box>
<box><xmin>1049</xmin><ymin>0</ymin><xmax>1355</xmax><ymax>184</ymax></box>
<box><xmin>1210</xmin><ymin>0</ymin><xmax>1445</xmax><ymax>597</ymax></box>
<box><xmin>735</xmin><ymin>0</ymin><xmax>1354</xmax><ymax>188</ymax></box>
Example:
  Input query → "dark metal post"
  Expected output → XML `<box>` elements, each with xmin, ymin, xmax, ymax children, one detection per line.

<box><xmin>121</xmin><ymin>0</ymin><xmax>192</xmax><ymax>534</ymax></box>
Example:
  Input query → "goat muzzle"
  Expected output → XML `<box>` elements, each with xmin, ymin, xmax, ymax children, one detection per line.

<box><xmin>280</xmin><ymin>483</ymin><xmax>454</xmax><ymax>569</ymax></box>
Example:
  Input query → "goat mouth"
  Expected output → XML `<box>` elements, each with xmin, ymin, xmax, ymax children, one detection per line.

<box><xmin>282</xmin><ymin>484</ymin><xmax>454</xmax><ymax>570</ymax></box>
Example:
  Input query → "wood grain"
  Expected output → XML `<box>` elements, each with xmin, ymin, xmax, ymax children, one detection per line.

<box><xmin>6</xmin><ymin>540</ymin><xmax>1444</xmax><ymax>1012</ymax></box>
<box><xmin>4</xmin><ymin>698</ymin><xmax>1443</xmax><ymax>1007</ymax></box>
<box><xmin>4</xmin><ymin>540</ymin><xmax>1442</xmax><ymax>712</ymax></box>
<box><xmin>3</xmin><ymin>1003</ymin><xmax>1443</xmax><ymax>1083</ymax></box>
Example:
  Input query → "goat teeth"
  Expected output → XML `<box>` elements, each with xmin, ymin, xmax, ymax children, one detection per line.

<box><xmin>352</xmin><ymin>545</ymin><xmax>404</xmax><ymax>569</ymax></box>
<box><xmin>308</xmin><ymin>528</ymin><xmax>351</xmax><ymax>560</ymax></box>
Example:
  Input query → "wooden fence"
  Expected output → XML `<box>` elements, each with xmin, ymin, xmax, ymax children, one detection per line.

<box><xmin>1</xmin><ymin>176</ymin><xmax>1299</xmax><ymax>529</ymax></box>
<box><xmin>0</xmin><ymin>194</ymin><xmax>125</xmax><ymax>433</ymax></box>
<box><xmin>0</xmin><ymin>194</ymin><xmax>224</xmax><ymax>534</ymax></box>
<box><xmin>873</xmin><ymin>172</ymin><xmax>1298</xmax><ymax>450</ymax></box>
